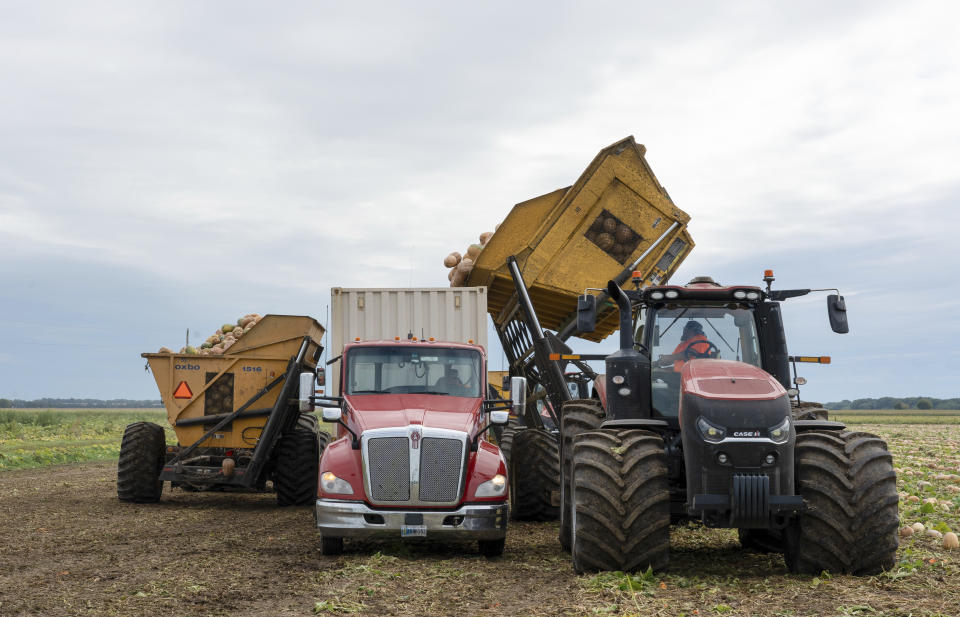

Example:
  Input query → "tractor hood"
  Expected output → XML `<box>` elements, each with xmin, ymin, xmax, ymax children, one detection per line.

<box><xmin>344</xmin><ymin>394</ymin><xmax>483</xmax><ymax>435</ymax></box>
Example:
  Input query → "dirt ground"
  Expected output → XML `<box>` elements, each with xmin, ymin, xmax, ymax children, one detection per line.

<box><xmin>0</xmin><ymin>462</ymin><xmax>957</xmax><ymax>617</ymax></box>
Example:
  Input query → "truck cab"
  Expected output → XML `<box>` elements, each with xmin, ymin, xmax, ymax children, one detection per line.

<box><xmin>301</xmin><ymin>339</ymin><xmax>513</xmax><ymax>557</ymax></box>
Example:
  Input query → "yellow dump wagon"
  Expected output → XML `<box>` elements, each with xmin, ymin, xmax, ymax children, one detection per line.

<box><xmin>121</xmin><ymin>314</ymin><xmax>327</xmax><ymax>505</ymax></box>
<box><xmin>469</xmin><ymin>136</ymin><xmax>693</xmax><ymax>343</ymax></box>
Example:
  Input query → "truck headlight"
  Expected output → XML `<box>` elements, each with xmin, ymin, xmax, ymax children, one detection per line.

<box><xmin>475</xmin><ymin>474</ymin><xmax>507</xmax><ymax>497</ymax></box>
<box><xmin>697</xmin><ymin>416</ymin><xmax>726</xmax><ymax>443</ymax></box>
<box><xmin>320</xmin><ymin>471</ymin><xmax>354</xmax><ymax>495</ymax></box>
<box><xmin>768</xmin><ymin>417</ymin><xmax>790</xmax><ymax>444</ymax></box>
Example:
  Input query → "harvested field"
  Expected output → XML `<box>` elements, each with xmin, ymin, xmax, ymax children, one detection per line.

<box><xmin>0</xmin><ymin>422</ymin><xmax>958</xmax><ymax>616</ymax></box>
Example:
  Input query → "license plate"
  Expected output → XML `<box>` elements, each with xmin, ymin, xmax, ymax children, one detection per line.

<box><xmin>400</xmin><ymin>525</ymin><xmax>427</xmax><ymax>538</ymax></box>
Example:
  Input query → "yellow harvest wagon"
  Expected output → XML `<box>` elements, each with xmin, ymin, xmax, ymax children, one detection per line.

<box><xmin>120</xmin><ymin>315</ymin><xmax>327</xmax><ymax>505</ymax></box>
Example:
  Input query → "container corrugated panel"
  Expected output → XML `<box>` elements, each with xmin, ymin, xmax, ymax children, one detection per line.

<box><xmin>329</xmin><ymin>287</ymin><xmax>488</xmax><ymax>396</ymax></box>
<box><xmin>467</xmin><ymin>136</ymin><xmax>694</xmax><ymax>342</ymax></box>
<box><xmin>142</xmin><ymin>314</ymin><xmax>324</xmax><ymax>448</ymax></box>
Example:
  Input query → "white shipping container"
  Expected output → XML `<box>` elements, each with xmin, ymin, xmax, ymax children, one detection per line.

<box><xmin>328</xmin><ymin>287</ymin><xmax>488</xmax><ymax>396</ymax></box>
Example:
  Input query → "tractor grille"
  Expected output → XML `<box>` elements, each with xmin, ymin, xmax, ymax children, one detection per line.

<box><xmin>418</xmin><ymin>437</ymin><xmax>464</xmax><ymax>502</ymax></box>
<box><xmin>367</xmin><ymin>437</ymin><xmax>410</xmax><ymax>501</ymax></box>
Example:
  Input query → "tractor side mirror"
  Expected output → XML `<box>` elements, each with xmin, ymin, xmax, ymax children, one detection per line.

<box><xmin>577</xmin><ymin>294</ymin><xmax>597</xmax><ymax>333</ymax></box>
<box><xmin>827</xmin><ymin>294</ymin><xmax>849</xmax><ymax>334</ymax></box>
<box><xmin>510</xmin><ymin>376</ymin><xmax>527</xmax><ymax>413</ymax></box>
<box><xmin>298</xmin><ymin>372</ymin><xmax>315</xmax><ymax>411</ymax></box>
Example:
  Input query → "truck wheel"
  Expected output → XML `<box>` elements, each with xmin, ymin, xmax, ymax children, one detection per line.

<box><xmin>117</xmin><ymin>422</ymin><xmax>165</xmax><ymax>503</ymax></box>
<box><xmin>784</xmin><ymin>430</ymin><xmax>899</xmax><ymax>574</ymax></box>
<box><xmin>739</xmin><ymin>528</ymin><xmax>784</xmax><ymax>554</ymax></box>
<box><xmin>478</xmin><ymin>537</ymin><xmax>506</xmax><ymax>558</ymax></box>
<box><xmin>319</xmin><ymin>535</ymin><xmax>343</xmax><ymax>556</ymax></box>
<box><xmin>497</xmin><ymin>419</ymin><xmax>521</xmax><ymax>468</ymax></box>
<box><xmin>274</xmin><ymin>422</ymin><xmax>320</xmax><ymax>507</ymax></box>
<box><xmin>509</xmin><ymin>428</ymin><xmax>560</xmax><ymax>521</ymax></box>
<box><xmin>559</xmin><ymin>399</ymin><xmax>605</xmax><ymax>552</ymax></box>
<box><xmin>571</xmin><ymin>429</ymin><xmax>669</xmax><ymax>573</ymax></box>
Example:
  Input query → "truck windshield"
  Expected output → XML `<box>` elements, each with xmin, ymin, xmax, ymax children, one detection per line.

<box><xmin>345</xmin><ymin>347</ymin><xmax>483</xmax><ymax>398</ymax></box>
<box><xmin>648</xmin><ymin>305</ymin><xmax>761</xmax><ymax>417</ymax></box>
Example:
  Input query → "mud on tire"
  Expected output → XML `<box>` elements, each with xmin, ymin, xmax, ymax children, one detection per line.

<box><xmin>117</xmin><ymin>422</ymin><xmax>166</xmax><ymax>503</ymax></box>
<box><xmin>559</xmin><ymin>399</ymin><xmax>605</xmax><ymax>551</ymax></box>
<box><xmin>497</xmin><ymin>419</ymin><xmax>521</xmax><ymax>469</ymax></box>
<box><xmin>571</xmin><ymin>429</ymin><xmax>669</xmax><ymax>573</ymax></box>
<box><xmin>784</xmin><ymin>430</ymin><xmax>899</xmax><ymax>574</ymax></box>
<box><xmin>274</xmin><ymin>414</ymin><xmax>321</xmax><ymax>506</ymax></box>
<box><xmin>509</xmin><ymin>428</ymin><xmax>560</xmax><ymax>521</ymax></box>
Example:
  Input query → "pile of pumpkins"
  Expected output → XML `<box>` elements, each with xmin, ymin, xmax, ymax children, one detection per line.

<box><xmin>445</xmin><ymin>230</ymin><xmax>495</xmax><ymax>287</ymax></box>
<box><xmin>157</xmin><ymin>314</ymin><xmax>262</xmax><ymax>355</ymax></box>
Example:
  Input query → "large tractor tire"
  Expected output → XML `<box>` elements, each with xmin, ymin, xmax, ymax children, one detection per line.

<box><xmin>559</xmin><ymin>399</ymin><xmax>605</xmax><ymax>551</ymax></box>
<box><xmin>784</xmin><ymin>430</ymin><xmax>899</xmax><ymax>574</ymax></box>
<box><xmin>497</xmin><ymin>419</ymin><xmax>521</xmax><ymax>468</ymax></box>
<box><xmin>792</xmin><ymin>401</ymin><xmax>829</xmax><ymax>421</ymax></box>
<box><xmin>509</xmin><ymin>428</ymin><xmax>560</xmax><ymax>521</ymax></box>
<box><xmin>274</xmin><ymin>415</ymin><xmax>321</xmax><ymax>506</ymax></box>
<box><xmin>571</xmin><ymin>429</ymin><xmax>670</xmax><ymax>573</ymax></box>
<box><xmin>117</xmin><ymin>422</ymin><xmax>166</xmax><ymax>503</ymax></box>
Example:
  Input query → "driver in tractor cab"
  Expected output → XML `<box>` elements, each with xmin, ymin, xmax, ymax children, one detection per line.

<box><xmin>655</xmin><ymin>320</ymin><xmax>712</xmax><ymax>371</ymax></box>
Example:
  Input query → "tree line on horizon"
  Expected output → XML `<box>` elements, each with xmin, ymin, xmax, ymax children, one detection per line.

<box><xmin>824</xmin><ymin>396</ymin><xmax>959</xmax><ymax>410</ymax></box>
<box><xmin>0</xmin><ymin>398</ymin><xmax>163</xmax><ymax>409</ymax></box>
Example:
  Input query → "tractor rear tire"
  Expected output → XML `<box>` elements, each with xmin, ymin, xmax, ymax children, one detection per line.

<box><xmin>784</xmin><ymin>430</ymin><xmax>899</xmax><ymax>574</ymax></box>
<box><xmin>117</xmin><ymin>422</ymin><xmax>166</xmax><ymax>503</ymax></box>
<box><xmin>274</xmin><ymin>417</ymin><xmax>320</xmax><ymax>507</ymax></box>
<box><xmin>319</xmin><ymin>535</ymin><xmax>343</xmax><ymax>556</ymax></box>
<box><xmin>559</xmin><ymin>399</ymin><xmax>605</xmax><ymax>551</ymax></box>
<box><xmin>571</xmin><ymin>429</ymin><xmax>669</xmax><ymax>573</ymax></box>
<box><xmin>497</xmin><ymin>419</ymin><xmax>521</xmax><ymax>468</ymax></box>
<box><xmin>478</xmin><ymin>537</ymin><xmax>506</xmax><ymax>558</ymax></box>
<box><xmin>792</xmin><ymin>401</ymin><xmax>829</xmax><ymax>421</ymax></box>
<box><xmin>509</xmin><ymin>428</ymin><xmax>560</xmax><ymax>521</ymax></box>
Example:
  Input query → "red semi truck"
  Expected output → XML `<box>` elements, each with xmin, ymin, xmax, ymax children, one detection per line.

<box><xmin>298</xmin><ymin>288</ymin><xmax>521</xmax><ymax>556</ymax></box>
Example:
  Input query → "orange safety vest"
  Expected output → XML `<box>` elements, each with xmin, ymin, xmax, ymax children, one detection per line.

<box><xmin>672</xmin><ymin>334</ymin><xmax>709</xmax><ymax>372</ymax></box>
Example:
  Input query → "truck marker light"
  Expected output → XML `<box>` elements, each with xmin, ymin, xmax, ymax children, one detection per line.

<box><xmin>611</xmin><ymin>375</ymin><xmax>625</xmax><ymax>385</ymax></box>
<box><xmin>173</xmin><ymin>381</ymin><xmax>193</xmax><ymax>399</ymax></box>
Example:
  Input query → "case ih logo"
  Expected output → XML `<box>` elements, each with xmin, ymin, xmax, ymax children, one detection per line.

<box><xmin>410</xmin><ymin>430</ymin><xmax>421</xmax><ymax>449</ymax></box>
<box><xmin>733</xmin><ymin>430</ymin><xmax>761</xmax><ymax>438</ymax></box>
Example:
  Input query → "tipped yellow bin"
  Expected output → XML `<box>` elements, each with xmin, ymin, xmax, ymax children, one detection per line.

<box><xmin>142</xmin><ymin>315</ymin><xmax>324</xmax><ymax>449</ymax></box>
<box><xmin>468</xmin><ymin>136</ymin><xmax>694</xmax><ymax>342</ymax></box>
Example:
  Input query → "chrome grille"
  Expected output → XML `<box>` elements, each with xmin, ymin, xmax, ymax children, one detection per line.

<box><xmin>418</xmin><ymin>437</ymin><xmax>463</xmax><ymax>502</ymax></box>
<box><xmin>367</xmin><ymin>437</ymin><xmax>410</xmax><ymax>501</ymax></box>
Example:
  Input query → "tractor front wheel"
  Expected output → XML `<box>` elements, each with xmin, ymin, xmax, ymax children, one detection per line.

<box><xmin>559</xmin><ymin>399</ymin><xmax>605</xmax><ymax>551</ymax></box>
<box><xmin>571</xmin><ymin>429</ymin><xmax>669</xmax><ymax>573</ymax></box>
<box><xmin>784</xmin><ymin>430</ymin><xmax>899</xmax><ymax>574</ymax></box>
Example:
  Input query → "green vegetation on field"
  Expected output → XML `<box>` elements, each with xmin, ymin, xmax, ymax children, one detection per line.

<box><xmin>0</xmin><ymin>409</ymin><xmax>171</xmax><ymax>470</ymax></box>
<box><xmin>832</xmin><ymin>409</ymin><xmax>960</xmax><ymax>425</ymax></box>
<box><xmin>0</xmin><ymin>408</ymin><xmax>334</xmax><ymax>471</ymax></box>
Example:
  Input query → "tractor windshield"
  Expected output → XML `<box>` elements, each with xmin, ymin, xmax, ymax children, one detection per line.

<box><xmin>345</xmin><ymin>346</ymin><xmax>482</xmax><ymax>397</ymax></box>
<box><xmin>647</xmin><ymin>305</ymin><xmax>760</xmax><ymax>417</ymax></box>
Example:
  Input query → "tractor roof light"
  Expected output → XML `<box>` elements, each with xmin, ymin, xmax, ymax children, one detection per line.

<box><xmin>664</xmin><ymin>290</ymin><xmax>679</xmax><ymax>299</ymax></box>
<box><xmin>745</xmin><ymin>291</ymin><xmax>760</xmax><ymax>300</ymax></box>
<box><xmin>733</xmin><ymin>290</ymin><xmax>747</xmax><ymax>300</ymax></box>
<box><xmin>649</xmin><ymin>291</ymin><xmax>665</xmax><ymax>300</ymax></box>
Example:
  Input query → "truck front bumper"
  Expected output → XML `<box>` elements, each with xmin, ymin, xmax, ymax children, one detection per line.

<box><xmin>315</xmin><ymin>499</ymin><xmax>508</xmax><ymax>540</ymax></box>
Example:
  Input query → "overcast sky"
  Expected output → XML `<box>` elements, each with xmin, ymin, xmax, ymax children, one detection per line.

<box><xmin>2</xmin><ymin>1</ymin><xmax>958</xmax><ymax>403</ymax></box>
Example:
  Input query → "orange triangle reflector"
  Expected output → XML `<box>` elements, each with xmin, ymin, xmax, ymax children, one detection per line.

<box><xmin>173</xmin><ymin>381</ymin><xmax>193</xmax><ymax>399</ymax></box>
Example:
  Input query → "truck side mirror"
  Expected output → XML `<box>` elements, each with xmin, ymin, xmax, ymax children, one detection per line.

<box><xmin>827</xmin><ymin>294</ymin><xmax>849</xmax><ymax>334</ymax></box>
<box><xmin>510</xmin><ymin>376</ymin><xmax>527</xmax><ymax>413</ymax></box>
<box><xmin>298</xmin><ymin>372</ymin><xmax>315</xmax><ymax>411</ymax></box>
<box><xmin>321</xmin><ymin>407</ymin><xmax>342</xmax><ymax>423</ymax></box>
<box><xmin>577</xmin><ymin>294</ymin><xmax>597</xmax><ymax>333</ymax></box>
<box><xmin>489</xmin><ymin>409</ymin><xmax>509</xmax><ymax>425</ymax></box>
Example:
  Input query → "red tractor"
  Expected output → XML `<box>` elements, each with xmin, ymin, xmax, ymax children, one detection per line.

<box><xmin>554</xmin><ymin>272</ymin><xmax>898</xmax><ymax>573</ymax></box>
